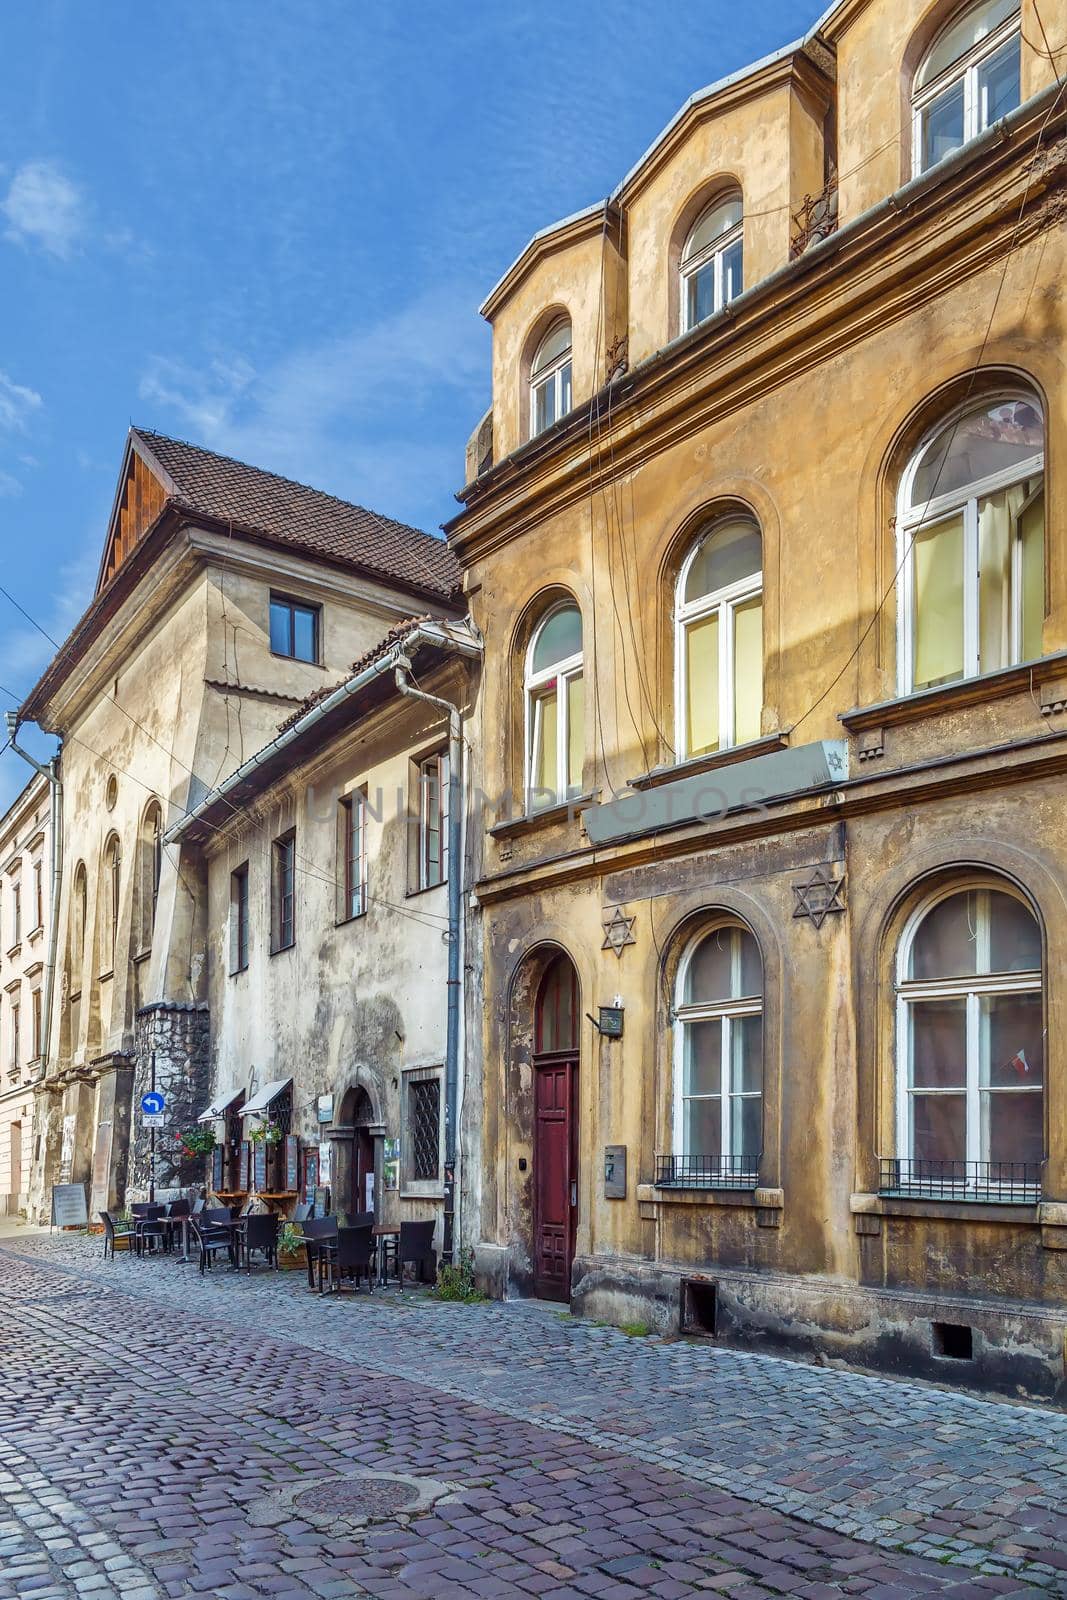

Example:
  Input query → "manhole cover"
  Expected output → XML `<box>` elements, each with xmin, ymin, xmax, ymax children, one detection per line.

<box><xmin>295</xmin><ymin>1477</ymin><xmax>418</xmax><ymax>1520</ymax></box>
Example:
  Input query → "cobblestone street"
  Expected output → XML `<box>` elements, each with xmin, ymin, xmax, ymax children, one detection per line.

<box><xmin>1</xmin><ymin>1232</ymin><xmax>1065</xmax><ymax>1600</ymax></box>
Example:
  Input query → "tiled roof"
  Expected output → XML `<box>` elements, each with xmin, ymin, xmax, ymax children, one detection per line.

<box><xmin>275</xmin><ymin>617</ymin><xmax>430</xmax><ymax>733</ymax></box>
<box><xmin>135</xmin><ymin>428</ymin><xmax>459</xmax><ymax>599</ymax></box>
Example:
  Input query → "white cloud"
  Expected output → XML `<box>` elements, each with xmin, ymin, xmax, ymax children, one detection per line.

<box><xmin>1</xmin><ymin>160</ymin><xmax>86</xmax><ymax>259</ymax></box>
<box><xmin>0</xmin><ymin>371</ymin><xmax>42</xmax><ymax>433</ymax></box>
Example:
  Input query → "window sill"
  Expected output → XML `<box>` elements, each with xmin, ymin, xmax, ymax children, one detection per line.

<box><xmin>639</xmin><ymin>1181</ymin><xmax>782</xmax><ymax>1211</ymax></box>
<box><xmin>270</xmin><ymin>649</ymin><xmax>325</xmax><ymax>670</ymax></box>
<box><xmin>6</xmin><ymin>944</ymin><xmax>21</xmax><ymax>960</ymax></box>
<box><xmin>490</xmin><ymin>791</ymin><xmax>599</xmax><ymax>840</ymax></box>
<box><xmin>629</xmin><ymin>733</ymin><xmax>789</xmax><ymax>791</ymax></box>
<box><xmin>98</xmin><ymin>969</ymin><xmax>114</xmax><ymax>983</ymax></box>
<box><xmin>852</xmin><ymin>1191</ymin><xmax>1038</xmax><ymax>1225</ymax></box>
<box><xmin>400</xmin><ymin>1186</ymin><xmax>445</xmax><ymax>1201</ymax></box>
<box><xmin>406</xmin><ymin>881</ymin><xmax>446</xmax><ymax>899</ymax></box>
<box><xmin>229</xmin><ymin>965</ymin><xmax>249</xmax><ymax>979</ymax></box>
<box><xmin>840</xmin><ymin>650</ymin><xmax>1067</xmax><ymax>734</ymax></box>
<box><xmin>27</xmin><ymin>925</ymin><xmax>43</xmax><ymax>942</ymax></box>
<box><xmin>269</xmin><ymin>944</ymin><xmax>296</xmax><ymax>959</ymax></box>
<box><xmin>335</xmin><ymin>911</ymin><xmax>367</xmax><ymax>927</ymax></box>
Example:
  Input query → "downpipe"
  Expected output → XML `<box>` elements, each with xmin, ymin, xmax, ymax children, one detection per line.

<box><xmin>394</xmin><ymin>658</ymin><xmax>463</xmax><ymax>1265</ymax></box>
<box><xmin>4</xmin><ymin>713</ymin><xmax>62</xmax><ymax>1082</ymax></box>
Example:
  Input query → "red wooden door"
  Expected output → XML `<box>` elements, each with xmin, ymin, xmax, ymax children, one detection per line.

<box><xmin>534</xmin><ymin>1058</ymin><xmax>577</xmax><ymax>1299</ymax></box>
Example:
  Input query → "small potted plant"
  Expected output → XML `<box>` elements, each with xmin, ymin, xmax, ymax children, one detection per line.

<box><xmin>277</xmin><ymin>1221</ymin><xmax>306</xmax><ymax>1269</ymax></box>
<box><xmin>178</xmin><ymin>1127</ymin><xmax>216</xmax><ymax>1161</ymax></box>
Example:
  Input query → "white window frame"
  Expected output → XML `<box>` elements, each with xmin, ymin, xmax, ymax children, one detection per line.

<box><xmin>896</xmin><ymin>394</ymin><xmax>1044</xmax><ymax>696</ymax></box>
<box><xmin>524</xmin><ymin>605</ymin><xmax>584</xmax><ymax>810</ymax></box>
<box><xmin>529</xmin><ymin>323</ymin><xmax>573</xmax><ymax>439</ymax></box>
<box><xmin>680</xmin><ymin>197</ymin><xmax>744</xmax><ymax>334</ymax></box>
<box><xmin>416</xmin><ymin>752</ymin><xmax>448</xmax><ymax>891</ymax></box>
<box><xmin>912</xmin><ymin>8</ymin><xmax>1021</xmax><ymax>177</ymax></box>
<box><xmin>339</xmin><ymin>792</ymin><xmax>368</xmax><ymax>920</ymax></box>
<box><xmin>674</xmin><ymin>527</ymin><xmax>762</xmax><ymax>759</ymax></box>
<box><xmin>894</xmin><ymin>880</ymin><xmax>1043</xmax><ymax>1191</ymax></box>
<box><xmin>672</xmin><ymin>923</ymin><xmax>763</xmax><ymax>1178</ymax></box>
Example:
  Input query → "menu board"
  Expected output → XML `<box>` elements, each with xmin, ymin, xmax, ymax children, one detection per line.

<box><xmin>303</xmin><ymin>1148</ymin><xmax>319</xmax><ymax>1207</ymax></box>
<box><xmin>211</xmin><ymin>1144</ymin><xmax>223</xmax><ymax>1193</ymax></box>
<box><xmin>51</xmin><ymin>1183</ymin><xmax>87</xmax><ymax>1229</ymax></box>
<box><xmin>253</xmin><ymin>1142</ymin><xmax>268</xmax><ymax>1193</ymax></box>
<box><xmin>239</xmin><ymin>1140</ymin><xmax>251</xmax><ymax>1192</ymax></box>
<box><xmin>285</xmin><ymin>1135</ymin><xmax>299</xmax><ymax>1193</ymax></box>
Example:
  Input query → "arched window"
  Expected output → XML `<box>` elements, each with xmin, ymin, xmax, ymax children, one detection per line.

<box><xmin>70</xmin><ymin>863</ymin><xmax>87</xmax><ymax>984</ymax></box>
<box><xmin>139</xmin><ymin>801</ymin><xmax>163</xmax><ymax>950</ymax></box>
<box><xmin>675</xmin><ymin>515</ymin><xmax>763</xmax><ymax>759</ymax></box>
<box><xmin>680</xmin><ymin>190</ymin><xmax>743</xmax><ymax>333</ymax></box>
<box><xmin>535</xmin><ymin>954</ymin><xmax>580</xmax><ymax>1054</ymax></box>
<box><xmin>913</xmin><ymin>1</ymin><xmax>1020</xmax><ymax>174</ymax></box>
<box><xmin>895</xmin><ymin>881</ymin><xmax>1043</xmax><ymax>1195</ymax></box>
<box><xmin>101</xmin><ymin>834</ymin><xmax>121</xmax><ymax>971</ymax></box>
<box><xmin>672</xmin><ymin>920</ymin><xmax>763</xmax><ymax>1184</ymax></box>
<box><xmin>525</xmin><ymin>602</ymin><xmax>584</xmax><ymax>808</ymax></box>
<box><xmin>898</xmin><ymin>393</ymin><xmax>1044</xmax><ymax>693</ymax></box>
<box><xmin>530</xmin><ymin>318</ymin><xmax>573</xmax><ymax>438</ymax></box>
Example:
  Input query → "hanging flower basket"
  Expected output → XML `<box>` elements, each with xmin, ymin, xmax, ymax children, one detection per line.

<box><xmin>178</xmin><ymin>1127</ymin><xmax>216</xmax><ymax>1159</ymax></box>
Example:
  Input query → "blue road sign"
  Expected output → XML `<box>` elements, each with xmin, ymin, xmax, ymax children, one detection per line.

<box><xmin>141</xmin><ymin>1091</ymin><xmax>166</xmax><ymax>1116</ymax></box>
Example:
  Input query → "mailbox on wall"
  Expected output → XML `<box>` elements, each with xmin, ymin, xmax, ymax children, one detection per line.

<box><xmin>604</xmin><ymin>1144</ymin><xmax>627</xmax><ymax>1199</ymax></box>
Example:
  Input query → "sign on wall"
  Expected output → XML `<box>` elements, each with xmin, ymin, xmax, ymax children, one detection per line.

<box><xmin>252</xmin><ymin>1142</ymin><xmax>267</xmax><ymax>1193</ymax></box>
<box><xmin>318</xmin><ymin>1139</ymin><xmax>332</xmax><ymax>1190</ymax></box>
<box><xmin>303</xmin><ymin>1148</ymin><xmax>319</xmax><ymax>1207</ymax></box>
<box><xmin>284</xmin><ymin>1135</ymin><xmax>299</xmax><ymax>1193</ymax></box>
<box><xmin>50</xmin><ymin>1183</ymin><xmax>87</xmax><ymax>1230</ymax></box>
<box><xmin>383</xmin><ymin>1139</ymin><xmax>400</xmax><ymax>1191</ymax></box>
<box><xmin>211</xmin><ymin>1144</ymin><xmax>224</xmax><ymax>1193</ymax></box>
<box><xmin>317</xmin><ymin>1093</ymin><xmax>333</xmax><ymax>1124</ymax></box>
<box><xmin>58</xmin><ymin>1113</ymin><xmax>76</xmax><ymax>1185</ymax></box>
<box><xmin>89</xmin><ymin>1121</ymin><xmax>113</xmax><ymax>1219</ymax></box>
<box><xmin>239</xmin><ymin>1140</ymin><xmax>251</xmax><ymax>1192</ymax></box>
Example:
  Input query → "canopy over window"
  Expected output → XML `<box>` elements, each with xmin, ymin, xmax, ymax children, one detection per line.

<box><xmin>196</xmin><ymin>1088</ymin><xmax>244</xmax><ymax>1125</ymax></box>
<box><xmin>531</xmin><ymin>318</ymin><xmax>572</xmax><ymax>376</ymax></box>
<box><xmin>916</xmin><ymin>0</ymin><xmax>1018</xmax><ymax>88</ymax></box>
<box><xmin>241</xmin><ymin>1077</ymin><xmax>293</xmax><ymax>1118</ymax></box>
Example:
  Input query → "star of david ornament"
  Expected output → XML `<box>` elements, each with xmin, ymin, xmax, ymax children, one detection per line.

<box><xmin>792</xmin><ymin>864</ymin><xmax>846</xmax><ymax>929</ymax></box>
<box><xmin>602</xmin><ymin>905</ymin><xmax>637</xmax><ymax>957</ymax></box>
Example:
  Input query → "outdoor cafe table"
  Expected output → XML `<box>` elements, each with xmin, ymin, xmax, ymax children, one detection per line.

<box><xmin>372</xmin><ymin>1223</ymin><xmax>400</xmax><ymax>1287</ymax></box>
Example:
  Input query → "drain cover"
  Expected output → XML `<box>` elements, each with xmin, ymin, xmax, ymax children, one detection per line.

<box><xmin>295</xmin><ymin>1477</ymin><xmax>418</xmax><ymax>1520</ymax></box>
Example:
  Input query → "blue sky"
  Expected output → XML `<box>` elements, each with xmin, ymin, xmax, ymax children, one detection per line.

<box><xmin>0</xmin><ymin>0</ymin><xmax>821</xmax><ymax>811</ymax></box>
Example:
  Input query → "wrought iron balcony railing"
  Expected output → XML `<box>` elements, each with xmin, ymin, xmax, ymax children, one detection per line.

<box><xmin>878</xmin><ymin>1157</ymin><xmax>1041</xmax><ymax>1204</ymax></box>
<box><xmin>655</xmin><ymin>1154</ymin><xmax>759</xmax><ymax>1190</ymax></box>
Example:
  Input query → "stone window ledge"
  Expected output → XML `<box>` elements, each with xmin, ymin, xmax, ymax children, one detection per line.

<box><xmin>840</xmin><ymin>650</ymin><xmax>1067</xmax><ymax>734</ymax></box>
<box><xmin>638</xmin><ymin>1181</ymin><xmax>783</xmax><ymax>1212</ymax></box>
<box><xmin>490</xmin><ymin>791</ymin><xmax>599</xmax><ymax>840</ymax></box>
<box><xmin>851</xmin><ymin>1190</ymin><xmax>1039</xmax><ymax>1226</ymax></box>
<box><xmin>628</xmin><ymin>733</ymin><xmax>789</xmax><ymax>791</ymax></box>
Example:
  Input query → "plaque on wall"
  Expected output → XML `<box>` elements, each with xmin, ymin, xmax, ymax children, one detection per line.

<box><xmin>253</xmin><ymin>1142</ymin><xmax>268</xmax><ymax>1193</ymax></box>
<box><xmin>89</xmin><ymin>1120</ymin><xmax>113</xmax><ymax>1219</ymax></box>
<box><xmin>383</xmin><ymin>1138</ymin><xmax>400</xmax><ymax>1191</ymax></box>
<box><xmin>303</xmin><ymin>1148</ymin><xmax>319</xmax><ymax>1207</ymax></box>
<box><xmin>285</xmin><ymin>1135</ymin><xmax>299</xmax><ymax>1193</ymax></box>
<box><xmin>211</xmin><ymin>1144</ymin><xmax>223</xmax><ymax>1193</ymax></box>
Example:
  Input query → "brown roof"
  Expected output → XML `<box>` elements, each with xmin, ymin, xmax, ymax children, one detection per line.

<box><xmin>275</xmin><ymin>616</ymin><xmax>430</xmax><ymax>733</ymax></box>
<box><xmin>135</xmin><ymin>429</ymin><xmax>460</xmax><ymax>600</ymax></box>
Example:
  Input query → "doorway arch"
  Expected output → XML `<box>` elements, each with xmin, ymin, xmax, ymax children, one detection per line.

<box><xmin>336</xmin><ymin>1082</ymin><xmax>379</xmax><ymax>1221</ymax></box>
<box><xmin>531</xmin><ymin>951</ymin><xmax>580</xmax><ymax>1300</ymax></box>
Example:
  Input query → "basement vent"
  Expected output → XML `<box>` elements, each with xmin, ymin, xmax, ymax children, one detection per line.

<box><xmin>933</xmin><ymin>1321</ymin><xmax>974</xmax><ymax>1360</ymax></box>
<box><xmin>680</xmin><ymin>1278</ymin><xmax>717</xmax><ymax>1337</ymax></box>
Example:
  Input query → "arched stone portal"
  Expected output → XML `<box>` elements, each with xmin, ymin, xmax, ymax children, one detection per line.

<box><xmin>331</xmin><ymin>1080</ymin><xmax>384</xmax><ymax>1222</ymax></box>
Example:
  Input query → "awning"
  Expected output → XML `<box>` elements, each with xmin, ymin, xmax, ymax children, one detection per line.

<box><xmin>196</xmin><ymin>1088</ymin><xmax>245</xmax><ymax>1125</ymax></box>
<box><xmin>241</xmin><ymin>1077</ymin><xmax>293</xmax><ymax>1118</ymax></box>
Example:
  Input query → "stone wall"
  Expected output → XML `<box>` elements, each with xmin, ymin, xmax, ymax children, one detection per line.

<box><xmin>129</xmin><ymin>1002</ymin><xmax>210</xmax><ymax>1200</ymax></box>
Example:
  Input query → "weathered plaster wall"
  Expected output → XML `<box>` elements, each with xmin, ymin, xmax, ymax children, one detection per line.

<box><xmin>0</xmin><ymin>773</ymin><xmax>50</xmax><ymax>1216</ymax></box>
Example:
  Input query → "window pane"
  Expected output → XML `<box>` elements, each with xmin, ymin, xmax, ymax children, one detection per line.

<box><xmin>917</xmin><ymin>0</ymin><xmax>1018</xmax><ymax>86</ymax></box>
<box><xmin>533</xmin><ymin>376</ymin><xmax>554</xmax><ymax>434</ymax></box>
<box><xmin>978</xmin><ymin>485</ymin><xmax>1020</xmax><ymax>673</ymax></box>
<box><xmin>921</xmin><ymin>79</ymin><xmax>966</xmax><ymax>170</ymax></box>
<box><xmin>532</xmin><ymin>319</ymin><xmax>572</xmax><ymax>375</ymax></box>
<box><xmin>685</xmin><ymin>613</ymin><xmax>719</xmax><ymax>756</ymax></box>
<box><xmin>531</xmin><ymin>687</ymin><xmax>558</xmax><ymax>795</ymax></box>
<box><xmin>684</xmin><ymin>1095</ymin><xmax>722</xmax><ymax>1160</ymax></box>
<box><xmin>987</xmin><ymin>891</ymin><xmax>1041</xmax><ymax>973</ymax></box>
<box><xmin>913</xmin><ymin>512</ymin><xmax>964</xmax><ymax>689</ymax></box>
<box><xmin>1020</xmin><ymin>486</ymin><xmax>1044</xmax><ymax>660</ymax></box>
<box><xmin>559</xmin><ymin>360</ymin><xmax>572</xmax><ymax>416</ymax></box>
<box><xmin>733</xmin><ymin>1095</ymin><xmax>762</xmax><ymax>1164</ymax></box>
<box><xmin>911</xmin><ymin>890</ymin><xmax>978</xmax><ymax>979</ymax></box>
<box><xmin>721</xmin><ymin>237</ymin><xmax>743</xmax><ymax>304</ymax></box>
<box><xmin>733</xmin><ymin>594</ymin><xmax>762</xmax><ymax>746</ymax></box>
<box><xmin>292</xmin><ymin>605</ymin><xmax>317</xmax><ymax>663</ymax></box>
<box><xmin>269</xmin><ymin>600</ymin><xmax>291</xmax><ymax>655</ymax></box>
<box><xmin>910</xmin><ymin>997</ymin><xmax>967</xmax><ymax>1088</ymax></box>
<box><xmin>732</xmin><ymin>1014</ymin><xmax>762</xmax><ymax>1094</ymax></box>
<box><xmin>686</xmin><ymin>928</ymin><xmax>731</xmax><ymax>1005</ymax></box>
<box><xmin>986</xmin><ymin>1089</ymin><xmax>1043</xmax><ymax>1167</ymax></box>
<box><xmin>977</xmin><ymin>31</ymin><xmax>1021</xmax><ymax>127</ymax></box>
<box><xmin>685</xmin><ymin>519</ymin><xmax>762</xmax><ymax>602</ymax></box>
<box><xmin>537</xmin><ymin>956</ymin><xmax>578</xmax><ymax>1052</ymax></box>
<box><xmin>566</xmin><ymin>672</ymin><xmax>584</xmax><ymax>791</ymax></box>
<box><xmin>686</xmin><ymin>261</ymin><xmax>715</xmax><ymax>328</ymax></box>
<box><xmin>532</xmin><ymin>605</ymin><xmax>582</xmax><ymax>672</ymax></box>
<box><xmin>912</xmin><ymin>400</ymin><xmax>1043</xmax><ymax>505</ymax></box>
<box><xmin>684</xmin><ymin>1018</ymin><xmax>721</xmax><ymax>1098</ymax></box>
<box><xmin>913</xmin><ymin>1093</ymin><xmax>966</xmax><ymax>1165</ymax></box>
<box><xmin>982</xmin><ymin>991</ymin><xmax>1043</xmax><ymax>1087</ymax></box>
<box><xmin>684</xmin><ymin>194</ymin><xmax>742</xmax><ymax>259</ymax></box>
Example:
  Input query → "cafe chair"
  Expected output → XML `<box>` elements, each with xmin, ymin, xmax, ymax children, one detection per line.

<box><xmin>300</xmin><ymin>1216</ymin><xmax>337</xmax><ymax>1292</ymax></box>
<box><xmin>240</xmin><ymin>1212</ymin><xmax>279</xmax><ymax>1273</ymax></box>
<box><xmin>191</xmin><ymin>1216</ymin><xmax>235</xmax><ymax>1275</ymax></box>
<box><xmin>292</xmin><ymin>1201</ymin><xmax>313</xmax><ymax>1223</ymax></box>
<box><xmin>131</xmin><ymin>1203</ymin><xmax>167</xmax><ymax>1258</ymax></box>
<box><xmin>322</xmin><ymin>1225</ymin><xmax>374</xmax><ymax>1296</ymax></box>
<box><xmin>395</xmin><ymin>1221</ymin><xmax>436</xmax><ymax>1291</ymax></box>
<box><xmin>100</xmin><ymin>1211</ymin><xmax>135</xmax><ymax>1259</ymax></box>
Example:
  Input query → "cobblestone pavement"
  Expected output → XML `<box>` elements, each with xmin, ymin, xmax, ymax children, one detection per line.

<box><xmin>1</xmin><ymin>1233</ymin><xmax>1065</xmax><ymax>1599</ymax></box>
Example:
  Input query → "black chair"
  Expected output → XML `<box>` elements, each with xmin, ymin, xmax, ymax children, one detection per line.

<box><xmin>191</xmin><ymin>1216</ymin><xmax>236</xmax><ymax>1275</ymax></box>
<box><xmin>131</xmin><ymin>1203</ymin><xmax>167</xmax><ymax>1258</ymax></box>
<box><xmin>322</xmin><ymin>1225</ymin><xmax>374</xmax><ymax>1295</ymax></box>
<box><xmin>292</xmin><ymin>1201</ymin><xmax>312</xmax><ymax>1224</ymax></box>
<box><xmin>240</xmin><ymin>1213</ymin><xmax>279</xmax><ymax>1273</ymax></box>
<box><xmin>396</xmin><ymin>1221</ymin><xmax>436</xmax><ymax>1291</ymax></box>
<box><xmin>204</xmin><ymin>1207</ymin><xmax>233</xmax><ymax>1225</ymax></box>
<box><xmin>100</xmin><ymin>1211</ymin><xmax>134</xmax><ymax>1259</ymax></box>
<box><xmin>191</xmin><ymin>1196</ymin><xmax>206</xmax><ymax>1216</ymax></box>
<box><xmin>301</xmin><ymin>1217</ymin><xmax>337</xmax><ymax>1291</ymax></box>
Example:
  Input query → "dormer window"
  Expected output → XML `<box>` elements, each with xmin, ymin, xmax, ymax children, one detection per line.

<box><xmin>680</xmin><ymin>191</ymin><xmax>743</xmax><ymax>333</ymax></box>
<box><xmin>913</xmin><ymin>0</ymin><xmax>1020</xmax><ymax>175</ymax></box>
<box><xmin>530</xmin><ymin>318</ymin><xmax>572</xmax><ymax>438</ymax></box>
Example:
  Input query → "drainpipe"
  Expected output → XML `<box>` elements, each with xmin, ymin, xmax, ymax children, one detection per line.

<box><xmin>4</xmin><ymin>713</ymin><xmax>63</xmax><ymax>1081</ymax></box>
<box><xmin>394</xmin><ymin>656</ymin><xmax>463</xmax><ymax>1266</ymax></box>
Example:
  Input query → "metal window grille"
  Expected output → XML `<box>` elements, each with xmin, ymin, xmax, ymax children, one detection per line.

<box><xmin>410</xmin><ymin>1079</ymin><xmax>440</xmax><ymax>1181</ymax></box>
<box><xmin>878</xmin><ymin>1157</ymin><xmax>1040</xmax><ymax>1204</ymax></box>
<box><xmin>655</xmin><ymin>1153</ymin><xmax>758</xmax><ymax>1190</ymax></box>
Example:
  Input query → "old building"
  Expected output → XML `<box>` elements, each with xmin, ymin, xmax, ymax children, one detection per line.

<box><xmin>449</xmin><ymin>0</ymin><xmax>1067</xmax><ymax>1398</ymax></box>
<box><xmin>0</xmin><ymin>771</ymin><xmax>53</xmax><ymax>1216</ymax></box>
<box><xmin>17</xmin><ymin>427</ymin><xmax>461</xmax><ymax>1219</ymax></box>
<box><xmin>166</xmin><ymin>615</ymin><xmax>479</xmax><ymax>1254</ymax></box>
